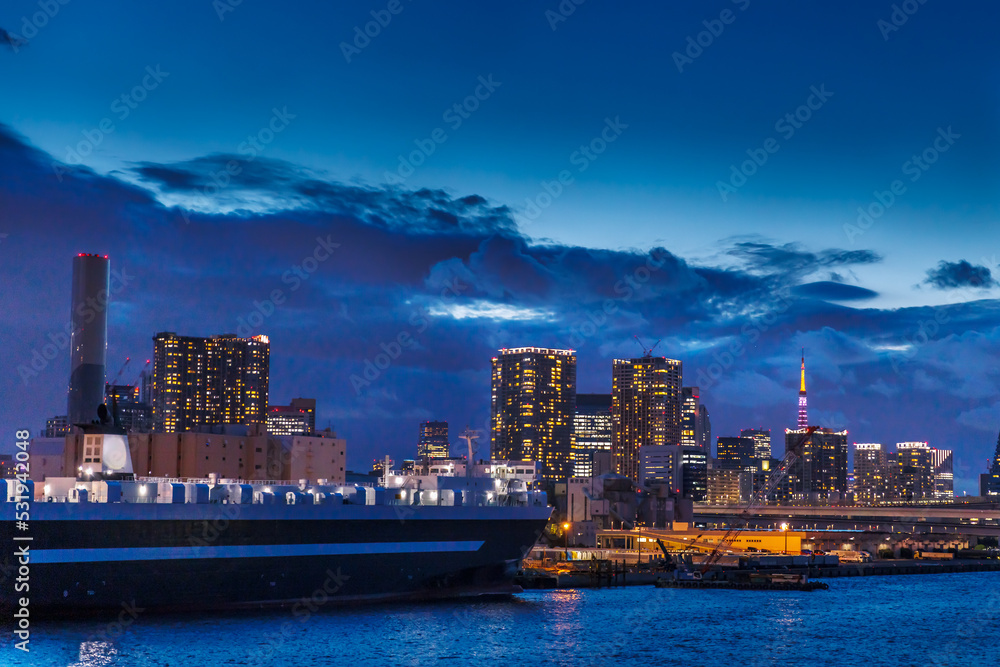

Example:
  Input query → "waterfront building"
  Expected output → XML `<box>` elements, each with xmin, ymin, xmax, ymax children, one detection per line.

<box><xmin>716</xmin><ymin>436</ymin><xmax>756</xmax><ymax>471</ymax></box>
<box><xmin>778</xmin><ymin>428</ymin><xmax>848</xmax><ymax>503</ymax></box>
<box><xmin>612</xmin><ymin>355</ymin><xmax>682</xmax><ymax>482</ymax></box>
<box><xmin>741</xmin><ymin>428</ymin><xmax>772</xmax><ymax>460</ymax></box>
<box><xmin>417</xmin><ymin>420</ymin><xmax>450</xmax><ymax>459</ymax></box>
<box><xmin>853</xmin><ymin>443</ymin><xmax>887</xmax><ymax>505</ymax></box>
<box><xmin>490</xmin><ymin>347</ymin><xmax>577</xmax><ymax>480</ymax></box>
<box><xmin>267</xmin><ymin>398</ymin><xmax>317</xmax><ymax>436</ymax></box>
<box><xmin>932</xmin><ymin>448</ymin><xmax>954</xmax><ymax>500</ymax></box>
<box><xmin>151</xmin><ymin>332</ymin><xmax>270</xmax><ymax>433</ymax></box>
<box><xmin>66</xmin><ymin>425</ymin><xmax>346</xmax><ymax>483</ymax></box>
<box><xmin>67</xmin><ymin>253</ymin><xmax>110</xmax><ymax>427</ymax></box>
<box><xmin>572</xmin><ymin>394</ymin><xmax>613</xmax><ymax>478</ymax></box>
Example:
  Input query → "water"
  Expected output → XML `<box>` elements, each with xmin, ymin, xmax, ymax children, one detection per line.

<box><xmin>7</xmin><ymin>572</ymin><xmax>999</xmax><ymax>667</ymax></box>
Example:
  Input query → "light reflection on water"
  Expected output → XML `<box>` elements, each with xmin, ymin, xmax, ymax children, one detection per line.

<box><xmin>8</xmin><ymin>572</ymin><xmax>999</xmax><ymax>667</ymax></box>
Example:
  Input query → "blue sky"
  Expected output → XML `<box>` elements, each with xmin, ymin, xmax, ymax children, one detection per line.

<box><xmin>2</xmin><ymin>0</ymin><xmax>999</xmax><ymax>492</ymax></box>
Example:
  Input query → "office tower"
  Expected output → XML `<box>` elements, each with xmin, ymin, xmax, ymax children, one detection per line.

<box><xmin>931</xmin><ymin>448</ymin><xmax>954</xmax><ymax>500</ymax></box>
<box><xmin>853</xmin><ymin>443</ymin><xmax>887</xmax><ymax>505</ymax></box>
<box><xmin>680</xmin><ymin>387</ymin><xmax>701</xmax><ymax>447</ymax></box>
<box><xmin>490</xmin><ymin>347</ymin><xmax>576</xmax><ymax>480</ymax></box>
<box><xmin>716</xmin><ymin>436</ymin><xmax>756</xmax><ymax>471</ymax></box>
<box><xmin>67</xmin><ymin>253</ymin><xmax>111</xmax><ymax>426</ymax></box>
<box><xmin>104</xmin><ymin>383</ymin><xmax>153</xmax><ymax>433</ymax></box>
<box><xmin>985</xmin><ymin>432</ymin><xmax>1000</xmax><ymax>496</ymax></box>
<box><xmin>697</xmin><ymin>404</ymin><xmax>711</xmax><ymax>449</ymax></box>
<box><xmin>44</xmin><ymin>415</ymin><xmax>70</xmax><ymax>438</ymax></box>
<box><xmin>152</xmin><ymin>332</ymin><xmax>270</xmax><ymax>433</ymax></box>
<box><xmin>895</xmin><ymin>442</ymin><xmax>934</xmax><ymax>501</ymax></box>
<box><xmin>612</xmin><ymin>355</ymin><xmax>682</xmax><ymax>482</ymax></box>
<box><xmin>573</xmin><ymin>394</ymin><xmax>612</xmax><ymax>478</ymax></box>
<box><xmin>741</xmin><ymin>428</ymin><xmax>772</xmax><ymax>460</ymax></box>
<box><xmin>779</xmin><ymin>428</ymin><xmax>848</xmax><ymax>503</ymax></box>
<box><xmin>797</xmin><ymin>350</ymin><xmax>808</xmax><ymax>429</ymax></box>
<box><xmin>268</xmin><ymin>398</ymin><xmax>317</xmax><ymax>436</ymax></box>
<box><xmin>640</xmin><ymin>444</ymin><xmax>707</xmax><ymax>501</ymax></box>
<box><xmin>417</xmin><ymin>420</ymin><xmax>450</xmax><ymax>459</ymax></box>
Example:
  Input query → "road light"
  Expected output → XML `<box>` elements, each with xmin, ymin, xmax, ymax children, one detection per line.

<box><xmin>780</xmin><ymin>522</ymin><xmax>789</xmax><ymax>554</ymax></box>
<box><xmin>563</xmin><ymin>522</ymin><xmax>571</xmax><ymax>549</ymax></box>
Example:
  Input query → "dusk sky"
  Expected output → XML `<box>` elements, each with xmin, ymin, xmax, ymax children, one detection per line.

<box><xmin>2</xmin><ymin>1</ymin><xmax>999</xmax><ymax>492</ymax></box>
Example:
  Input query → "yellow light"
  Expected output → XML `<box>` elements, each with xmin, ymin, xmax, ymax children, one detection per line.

<box><xmin>562</xmin><ymin>523</ymin><xmax>570</xmax><ymax>530</ymax></box>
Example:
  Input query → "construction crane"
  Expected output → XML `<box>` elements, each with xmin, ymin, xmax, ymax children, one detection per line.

<box><xmin>109</xmin><ymin>357</ymin><xmax>132</xmax><ymax>386</ymax></box>
<box><xmin>699</xmin><ymin>425</ymin><xmax>819</xmax><ymax>573</ymax></box>
<box><xmin>125</xmin><ymin>359</ymin><xmax>151</xmax><ymax>391</ymax></box>
<box><xmin>633</xmin><ymin>335</ymin><xmax>661</xmax><ymax>358</ymax></box>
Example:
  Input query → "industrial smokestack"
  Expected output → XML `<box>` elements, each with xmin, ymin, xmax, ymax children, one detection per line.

<box><xmin>67</xmin><ymin>253</ymin><xmax>110</xmax><ymax>426</ymax></box>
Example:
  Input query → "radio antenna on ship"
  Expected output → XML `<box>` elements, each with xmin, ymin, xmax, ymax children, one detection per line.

<box><xmin>459</xmin><ymin>427</ymin><xmax>480</xmax><ymax>477</ymax></box>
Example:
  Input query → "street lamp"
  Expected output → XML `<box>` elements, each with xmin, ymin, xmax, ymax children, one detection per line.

<box><xmin>563</xmin><ymin>522</ymin><xmax>571</xmax><ymax>549</ymax></box>
<box><xmin>780</xmin><ymin>522</ymin><xmax>789</xmax><ymax>554</ymax></box>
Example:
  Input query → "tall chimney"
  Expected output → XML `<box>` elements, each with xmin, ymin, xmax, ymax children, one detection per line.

<box><xmin>67</xmin><ymin>253</ymin><xmax>110</xmax><ymax>426</ymax></box>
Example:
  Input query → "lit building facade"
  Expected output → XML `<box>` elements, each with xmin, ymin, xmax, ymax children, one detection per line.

<box><xmin>741</xmin><ymin>428</ymin><xmax>772</xmax><ymax>460</ymax></box>
<box><xmin>931</xmin><ymin>448</ymin><xmax>954</xmax><ymax>500</ymax></box>
<box><xmin>895</xmin><ymin>442</ymin><xmax>934</xmax><ymax>501</ymax></box>
<box><xmin>152</xmin><ymin>332</ymin><xmax>270</xmax><ymax>433</ymax></box>
<box><xmin>853</xmin><ymin>443</ymin><xmax>887</xmax><ymax>505</ymax></box>
<box><xmin>572</xmin><ymin>394</ymin><xmax>613</xmax><ymax>478</ymax></box>
<box><xmin>706</xmin><ymin>468</ymin><xmax>742</xmax><ymax>505</ymax></box>
<box><xmin>638</xmin><ymin>444</ymin><xmax>707</xmax><ymax>501</ymax></box>
<box><xmin>612</xmin><ymin>355</ymin><xmax>682</xmax><ymax>482</ymax></box>
<box><xmin>778</xmin><ymin>428</ymin><xmax>848</xmax><ymax>504</ymax></box>
<box><xmin>44</xmin><ymin>415</ymin><xmax>70</xmax><ymax>438</ymax></box>
<box><xmin>716</xmin><ymin>436</ymin><xmax>756</xmax><ymax>471</ymax></box>
<box><xmin>490</xmin><ymin>347</ymin><xmax>576</xmax><ymax>480</ymax></box>
<box><xmin>267</xmin><ymin>398</ymin><xmax>317</xmax><ymax>436</ymax></box>
<box><xmin>417</xmin><ymin>420</ymin><xmax>450</xmax><ymax>459</ymax></box>
<box><xmin>984</xmin><ymin>432</ymin><xmax>1000</xmax><ymax>497</ymax></box>
<box><xmin>680</xmin><ymin>387</ymin><xmax>701</xmax><ymax>447</ymax></box>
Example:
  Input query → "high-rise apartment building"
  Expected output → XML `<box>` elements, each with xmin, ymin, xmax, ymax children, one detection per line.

<box><xmin>417</xmin><ymin>420</ymin><xmax>450</xmax><ymax>459</ymax></box>
<box><xmin>572</xmin><ymin>394</ymin><xmax>612</xmax><ymax>478</ymax></box>
<box><xmin>778</xmin><ymin>428</ymin><xmax>848</xmax><ymax>503</ymax></box>
<box><xmin>931</xmin><ymin>448</ymin><xmax>954</xmax><ymax>500</ymax></box>
<box><xmin>268</xmin><ymin>398</ymin><xmax>317</xmax><ymax>436</ymax></box>
<box><xmin>716</xmin><ymin>436</ymin><xmax>755</xmax><ymax>471</ymax></box>
<box><xmin>490</xmin><ymin>347</ymin><xmax>576</xmax><ymax>480</ymax></box>
<box><xmin>895</xmin><ymin>442</ymin><xmax>934</xmax><ymax>501</ymax></box>
<box><xmin>852</xmin><ymin>443</ymin><xmax>887</xmax><ymax>505</ymax></box>
<box><xmin>638</xmin><ymin>444</ymin><xmax>706</xmax><ymax>501</ymax></box>
<box><xmin>152</xmin><ymin>332</ymin><xmax>270</xmax><ymax>433</ymax></box>
<box><xmin>612</xmin><ymin>355</ymin><xmax>682</xmax><ymax>482</ymax></box>
<box><xmin>741</xmin><ymin>428</ymin><xmax>772</xmax><ymax>460</ymax></box>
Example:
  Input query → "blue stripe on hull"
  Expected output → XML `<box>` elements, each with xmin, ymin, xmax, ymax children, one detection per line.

<box><xmin>32</xmin><ymin>540</ymin><xmax>486</xmax><ymax>563</ymax></box>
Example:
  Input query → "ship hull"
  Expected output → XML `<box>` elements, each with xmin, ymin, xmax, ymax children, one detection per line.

<box><xmin>1</xmin><ymin>502</ymin><xmax>551</xmax><ymax>615</ymax></box>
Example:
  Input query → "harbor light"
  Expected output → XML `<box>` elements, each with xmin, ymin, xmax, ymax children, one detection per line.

<box><xmin>139</xmin><ymin>486</ymin><xmax>147</xmax><ymax>496</ymax></box>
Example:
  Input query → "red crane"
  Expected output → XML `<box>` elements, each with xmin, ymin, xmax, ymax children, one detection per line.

<box><xmin>699</xmin><ymin>426</ymin><xmax>819</xmax><ymax>573</ymax></box>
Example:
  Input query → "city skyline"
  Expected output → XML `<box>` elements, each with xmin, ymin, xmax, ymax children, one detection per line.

<box><xmin>2</xmin><ymin>2</ymin><xmax>1000</xmax><ymax>495</ymax></box>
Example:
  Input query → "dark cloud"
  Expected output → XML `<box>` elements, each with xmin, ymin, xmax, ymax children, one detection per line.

<box><xmin>726</xmin><ymin>241</ymin><xmax>882</xmax><ymax>277</ymax></box>
<box><xmin>792</xmin><ymin>281</ymin><xmax>878</xmax><ymax>301</ymax></box>
<box><xmin>923</xmin><ymin>260</ymin><xmax>997</xmax><ymax>290</ymax></box>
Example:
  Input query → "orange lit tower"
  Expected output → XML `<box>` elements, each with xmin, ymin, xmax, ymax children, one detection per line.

<box><xmin>797</xmin><ymin>349</ymin><xmax>808</xmax><ymax>429</ymax></box>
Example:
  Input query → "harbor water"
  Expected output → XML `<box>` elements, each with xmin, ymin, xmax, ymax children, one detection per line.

<box><xmin>7</xmin><ymin>571</ymin><xmax>999</xmax><ymax>666</ymax></box>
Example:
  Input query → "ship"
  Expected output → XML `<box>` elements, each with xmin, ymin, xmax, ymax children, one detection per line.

<box><xmin>1</xmin><ymin>431</ymin><xmax>551</xmax><ymax>615</ymax></box>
